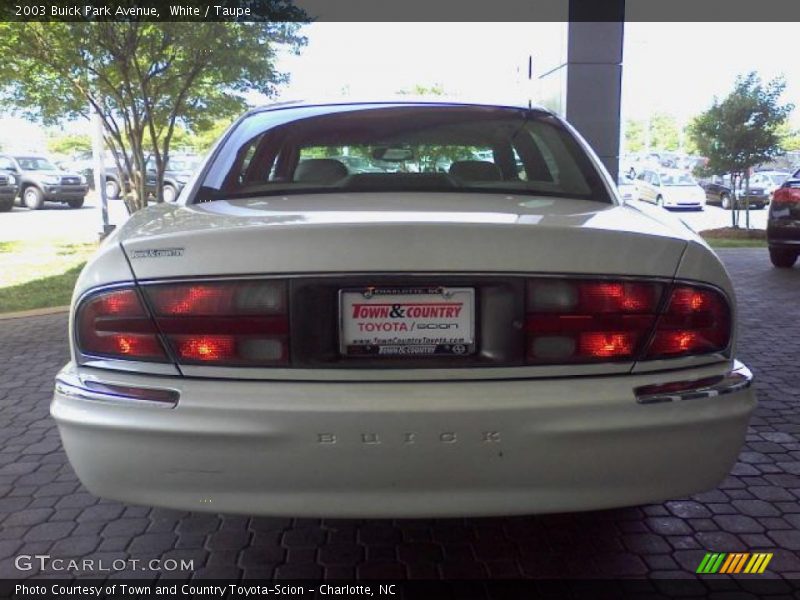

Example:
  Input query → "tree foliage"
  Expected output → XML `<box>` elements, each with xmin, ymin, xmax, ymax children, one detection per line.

<box><xmin>688</xmin><ymin>72</ymin><xmax>793</xmax><ymax>227</ymax></box>
<box><xmin>624</xmin><ymin>119</ymin><xmax>645</xmax><ymax>153</ymax></box>
<box><xmin>0</xmin><ymin>19</ymin><xmax>306</xmax><ymax>212</ymax></box>
<box><xmin>47</xmin><ymin>133</ymin><xmax>92</xmax><ymax>157</ymax></box>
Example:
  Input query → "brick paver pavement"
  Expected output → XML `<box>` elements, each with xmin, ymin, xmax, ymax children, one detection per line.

<box><xmin>0</xmin><ymin>248</ymin><xmax>798</xmax><ymax>582</ymax></box>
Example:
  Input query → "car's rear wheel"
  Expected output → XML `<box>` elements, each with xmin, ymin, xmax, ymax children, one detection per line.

<box><xmin>23</xmin><ymin>187</ymin><xmax>44</xmax><ymax>210</ymax></box>
<box><xmin>656</xmin><ymin>195</ymin><xmax>664</xmax><ymax>207</ymax></box>
<box><xmin>67</xmin><ymin>197</ymin><xmax>85</xmax><ymax>209</ymax></box>
<box><xmin>769</xmin><ymin>248</ymin><xmax>798</xmax><ymax>268</ymax></box>
<box><xmin>0</xmin><ymin>198</ymin><xmax>13</xmax><ymax>212</ymax></box>
<box><xmin>162</xmin><ymin>184</ymin><xmax>177</xmax><ymax>203</ymax></box>
<box><xmin>105</xmin><ymin>179</ymin><xmax>120</xmax><ymax>200</ymax></box>
<box><xmin>721</xmin><ymin>194</ymin><xmax>731</xmax><ymax>210</ymax></box>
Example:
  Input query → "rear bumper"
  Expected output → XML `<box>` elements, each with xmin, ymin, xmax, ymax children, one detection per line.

<box><xmin>664</xmin><ymin>199</ymin><xmax>705</xmax><ymax>208</ymax></box>
<box><xmin>768</xmin><ymin>222</ymin><xmax>800</xmax><ymax>248</ymax></box>
<box><xmin>51</xmin><ymin>361</ymin><xmax>755</xmax><ymax>517</ymax></box>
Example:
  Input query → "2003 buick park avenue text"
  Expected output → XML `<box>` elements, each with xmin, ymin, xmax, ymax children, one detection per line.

<box><xmin>51</xmin><ymin>100</ymin><xmax>755</xmax><ymax>518</ymax></box>
<box><xmin>29</xmin><ymin>4</ymin><xmax>254</xmax><ymax>17</ymax></box>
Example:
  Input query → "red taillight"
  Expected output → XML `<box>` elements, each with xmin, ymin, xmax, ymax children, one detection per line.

<box><xmin>645</xmin><ymin>285</ymin><xmax>730</xmax><ymax>359</ymax></box>
<box><xmin>76</xmin><ymin>281</ymin><xmax>289</xmax><ymax>366</ymax></box>
<box><xmin>525</xmin><ymin>279</ymin><xmax>663</xmax><ymax>363</ymax></box>
<box><xmin>174</xmin><ymin>335</ymin><xmax>237</xmax><ymax>362</ymax></box>
<box><xmin>579</xmin><ymin>332</ymin><xmax>637</xmax><ymax>358</ymax></box>
<box><xmin>525</xmin><ymin>279</ymin><xmax>730</xmax><ymax>364</ymax></box>
<box><xmin>76</xmin><ymin>288</ymin><xmax>167</xmax><ymax>361</ymax></box>
<box><xmin>772</xmin><ymin>187</ymin><xmax>800</xmax><ymax>206</ymax></box>
<box><xmin>145</xmin><ymin>280</ymin><xmax>288</xmax><ymax>366</ymax></box>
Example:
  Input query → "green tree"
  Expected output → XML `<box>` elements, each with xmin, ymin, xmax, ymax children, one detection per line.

<box><xmin>46</xmin><ymin>133</ymin><xmax>92</xmax><ymax>157</ymax></box>
<box><xmin>688</xmin><ymin>72</ymin><xmax>793</xmax><ymax>228</ymax></box>
<box><xmin>396</xmin><ymin>83</ymin><xmax>445</xmax><ymax>96</ymax></box>
<box><xmin>649</xmin><ymin>113</ymin><xmax>680</xmax><ymax>151</ymax></box>
<box><xmin>0</xmin><ymin>19</ymin><xmax>306</xmax><ymax>213</ymax></box>
<box><xmin>187</xmin><ymin>118</ymin><xmax>237</xmax><ymax>154</ymax></box>
<box><xmin>777</xmin><ymin>122</ymin><xmax>800</xmax><ymax>152</ymax></box>
<box><xmin>624</xmin><ymin>118</ymin><xmax>646</xmax><ymax>153</ymax></box>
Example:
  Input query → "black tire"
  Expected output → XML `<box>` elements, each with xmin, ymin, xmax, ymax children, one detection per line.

<box><xmin>721</xmin><ymin>194</ymin><xmax>731</xmax><ymax>210</ymax></box>
<box><xmin>162</xmin><ymin>184</ymin><xmax>178</xmax><ymax>203</ymax></box>
<box><xmin>105</xmin><ymin>179</ymin><xmax>120</xmax><ymax>200</ymax></box>
<box><xmin>769</xmin><ymin>248</ymin><xmax>798</xmax><ymax>268</ymax></box>
<box><xmin>22</xmin><ymin>186</ymin><xmax>44</xmax><ymax>210</ymax></box>
<box><xmin>0</xmin><ymin>198</ymin><xmax>13</xmax><ymax>212</ymax></box>
<box><xmin>67</xmin><ymin>197</ymin><xmax>85</xmax><ymax>209</ymax></box>
<box><xmin>656</xmin><ymin>195</ymin><xmax>664</xmax><ymax>207</ymax></box>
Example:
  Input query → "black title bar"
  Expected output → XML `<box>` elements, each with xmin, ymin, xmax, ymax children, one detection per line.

<box><xmin>1</xmin><ymin>0</ymin><xmax>800</xmax><ymax>22</ymax></box>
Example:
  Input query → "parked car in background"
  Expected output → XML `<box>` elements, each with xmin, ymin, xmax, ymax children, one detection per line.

<box><xmin>755</xmin><ymin>170</ymin><xmax>791</xmax><ymax>200</ymax></box>
<box><xmin>767</xmin><ymin>178</ymin><xmax>800</xmax><ymax>268</ymax></box>
<box><xmin>0</xmin><ymin>154</ymin><xmax>88</xmax><ymax>209</ymax></box>
<box><xmin>59</xmin><ymin>154</ymin><xmax>127</xmax><ymax>200</ymax></box>
<box><xmin>634</xmin><ymin>169</ymin><xmax>706</xmax><ymax>210</ymax></box>
<box><xmin>0</xmin><ymin>166</ymin><xmax>19</xmax><ymax>212</ymax></box>
<box><xmin>617</xmin><ymin>172</ymin><xmax>636</xmax><ymax>203</ymax></box>
<box><xmin>698</xmin><ymin>174</ymin><xmax>769</xmax><ymax>210</ymax></box>
<box><xmin>145</xmin><ymin>155</ymin><xmax>201</xmax><ymax>202</ymax></box>
<box><xmin>52</xmin><ymin>100</ymin><xmax>754</xmax><ymax>518</ymax></box>
<box><xmin>621</xmin><ymin>152</ymin><xmax>661</xmax><ymax>179</ymax></box>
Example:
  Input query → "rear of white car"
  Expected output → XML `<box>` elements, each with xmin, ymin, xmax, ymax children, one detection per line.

<box><xmin>51</xmin><ymin>101</ymin><xmax>754</xmax><ymax>517</ymax></box>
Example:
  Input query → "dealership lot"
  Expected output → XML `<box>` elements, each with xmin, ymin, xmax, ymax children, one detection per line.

<box><xmin>0</xmin><ymin>249</ymin><xmax>797</xmax><ymax>582</ymax></box>
<box><xmin>0</xmin><ymin>194</ymin><xmax>129</xmax><ymax>244</ymax></box>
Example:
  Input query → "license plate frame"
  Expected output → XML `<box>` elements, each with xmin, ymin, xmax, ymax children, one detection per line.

<box><xmin>339</xmin><ymin>286</ymin><xmax>476</xmax><ymax>357</ymax></box>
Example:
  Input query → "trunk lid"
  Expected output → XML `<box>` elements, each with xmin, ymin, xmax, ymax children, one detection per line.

<box><xmin>119</xmin><ymin>193</ymin><xmax>692</xmax><ymax>280</ymax></box>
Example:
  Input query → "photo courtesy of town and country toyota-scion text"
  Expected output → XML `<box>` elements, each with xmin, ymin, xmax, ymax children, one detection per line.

<box><xmin>3</xmin><ymin>0</ymin><xmax>800</xmax><ymax>597</ymax></box>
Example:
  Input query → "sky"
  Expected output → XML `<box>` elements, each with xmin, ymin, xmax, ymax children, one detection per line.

<box><xmin>1</xmin><ymin>22</ymin><xmax>799</xmax><ymax>153</ymax></box>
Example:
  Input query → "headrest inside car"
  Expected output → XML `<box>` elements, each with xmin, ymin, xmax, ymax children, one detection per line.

<box><xmin>294</xmin><ymin>159</ymin><xmax>348</xmax><ymax>184</ymax></box>
<box><xmin>449</xmin><ymin>160</ymin><xmax>503</xmax><ymax>182</ymax></box>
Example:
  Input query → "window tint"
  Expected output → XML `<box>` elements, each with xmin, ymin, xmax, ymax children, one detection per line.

<box><xmin>197</xmin><ymin>104</ymin><xmax>610</xmax><ymax>203</ymax></box>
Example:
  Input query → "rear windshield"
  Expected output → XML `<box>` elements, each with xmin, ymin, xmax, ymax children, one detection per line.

<box><xmin>660</xmin><ymin>173</ymin><xmax>696</xmax><ymax>186</ymax></box>
<box><xmin>195</xmin><ymin>104</ymin><xmax>611</xmax><ymax>203</ymax></box>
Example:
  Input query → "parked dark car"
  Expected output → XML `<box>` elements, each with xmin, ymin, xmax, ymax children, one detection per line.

<box><xmin>767</xmin><ymin>178</ymin><xmax>800</xmax><ymax>268</ymax></box>
<box><xmin>144</xmin><ymin>155</ymin><xmax>200</xmax><ymax>202</ymax></box>
<box><xmin>0</xmin><ymin>165</ymin><xmax>19</xmax><ymax>212</ymax></box>
<box><xmin>698</xmin><ymin>175</ymin><xmax>769</xmax><ymax>210</ymax></box>
<box><xmin>58</xmin><ymin>154</ymin><xmax>127</xmax><ymax>200</ymax></box>
<box><xmin>0</xmin><ymin>154</ymin><xmax>88</xmax><ymax>209</ymax></box>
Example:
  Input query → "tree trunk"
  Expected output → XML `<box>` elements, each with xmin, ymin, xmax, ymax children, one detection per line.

<box><xmin>744</xmin><ymin>173</ymin><xmax>751</xmax><ymax>230</ymax></box>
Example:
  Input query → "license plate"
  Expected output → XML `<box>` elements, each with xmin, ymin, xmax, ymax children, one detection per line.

<box><xmin>339</xmin><ymin>286</ymin><xmax>475</xmax><ymax>357</ymax></box>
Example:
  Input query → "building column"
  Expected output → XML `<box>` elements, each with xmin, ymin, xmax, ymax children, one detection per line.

<box><xmin>537</xmin><ymin>1</ymin><xmax>624</xmax><ymax>180</ymax></box>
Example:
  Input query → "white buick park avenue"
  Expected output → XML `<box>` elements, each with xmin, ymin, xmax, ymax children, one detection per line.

<box><xmin>51</xmin><ymin>101</ymin><xmax>755</xmax><ymax>517</ymax></box>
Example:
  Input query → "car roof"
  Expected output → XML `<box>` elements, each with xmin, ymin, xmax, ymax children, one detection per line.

<box><xmin>246</xmin><ymin>96</ymin><xmax>552</xmax><ymax>117</ymax></box>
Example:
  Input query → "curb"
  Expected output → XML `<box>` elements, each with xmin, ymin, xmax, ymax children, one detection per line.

<box><xmin>0</xmin><ymin>306</ymin><xmax>70</xmax><ymax>321</ymax></box>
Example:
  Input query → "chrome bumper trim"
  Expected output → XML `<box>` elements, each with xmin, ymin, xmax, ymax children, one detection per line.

<box><xmin>635</xmin><ymin>360</ymin><xmax>753</xmax><ymax>405</ymax></box>
<box><xmin>55</xmin><ymin>369</ymin><xmax>179</xmax><ymax>409</ymax></box>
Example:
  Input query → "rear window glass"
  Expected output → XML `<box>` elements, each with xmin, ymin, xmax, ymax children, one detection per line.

<box><xmin>660</xmin><ymin>173</ymin><xmax>696</xmax><ymax>186</ymax></box>
<box><xmin>196</xmin><ymin>104</ymin><xmax>610</xmax><ymax>203</ymax></box>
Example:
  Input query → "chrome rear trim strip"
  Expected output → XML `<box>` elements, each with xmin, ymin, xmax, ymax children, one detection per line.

<box><xmin>635</xmin><ymin>360</ymin><xmax>752</xmax><ymax>405</ymax></box>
